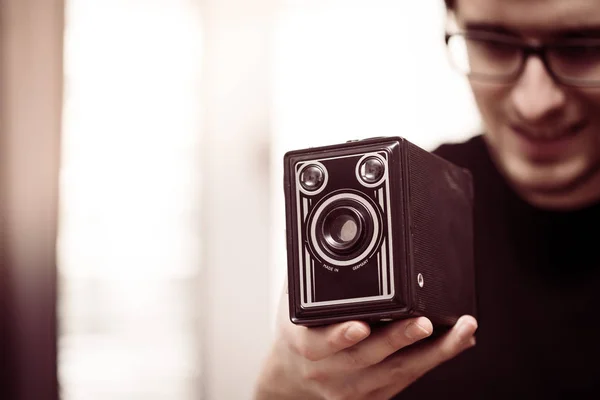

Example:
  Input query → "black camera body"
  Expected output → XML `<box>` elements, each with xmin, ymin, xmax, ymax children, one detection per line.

<box><xmin>283</xmin><ymin>136</ymin><xmax>476</xmax><ymax>327</ymax></box>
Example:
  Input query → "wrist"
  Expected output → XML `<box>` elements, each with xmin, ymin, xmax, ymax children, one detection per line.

<box><xmin>253</xmin><ymin>345</ymin><xmax>317</xmax><ymax>400</ymax></box>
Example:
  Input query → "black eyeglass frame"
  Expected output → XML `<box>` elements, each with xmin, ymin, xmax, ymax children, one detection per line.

<box><xmin>445</xmin><ymin>31</ymin><xmax>600</xmax><ymax>88</ymax></box>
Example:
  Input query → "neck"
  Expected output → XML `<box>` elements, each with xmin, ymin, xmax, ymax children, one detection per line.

<box><xmin>481</xmin><ymin>136</ymin><xmax>600</xmax><ymax>211</ymax></box>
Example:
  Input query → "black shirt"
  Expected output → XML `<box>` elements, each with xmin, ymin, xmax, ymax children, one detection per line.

<box><xmin>396</xmin><ymin>135</ymin><xmax>600</xmax><ymax>399</ymax></box>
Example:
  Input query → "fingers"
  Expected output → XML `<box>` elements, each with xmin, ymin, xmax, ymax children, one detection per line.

<box><xmin>309</xmin><ymin>317</ymin><xmax>433</xmax><ymax>375</ymax></box>
<box><xmin>366</xmin><ymin>315</ymin><xmax>478</xmax><ymax>398</ymax></box>
<box><xmin>278</xmin><ymin>313</ymin><xmax>477</xmax><ymax>400</ymax></box>
<box><xmin>284</xmin><ymin>320</ymin><xmax>372</xmax><ymax>362</ymax></box>
<box><xmin>411</xmin><ymin>315</ymin><xmax>478</xmax><ymax>367</ymax></box>
<box><xmin>334</xmin><ymin>317</ymin><xmax>433</xmax><ymax>370</ymax></box>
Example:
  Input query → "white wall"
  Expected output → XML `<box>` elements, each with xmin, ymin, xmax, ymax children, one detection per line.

<box><xmin>200</xmin><ymin>0</ymin><xmax>276</xmax><ymax>399</ymax></box>
<box><xmin>59</xmin><ymin>1</ymin><xmax>204</xmax><ymax>399</ymax></box>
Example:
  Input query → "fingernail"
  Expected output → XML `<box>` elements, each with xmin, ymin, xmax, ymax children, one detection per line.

<box><xmin>456</xmin><ymin>319</ymin><xmax>477</xmax><ymax>344</ymax></box>
<box><xmin>345</xmin><ymin>324</ymin><xmax>368</xmax><ymax>342</ymax></box>
<box><xmin>404</xmin><ymin>319</ymin><xmax>432</xmax><ymax>340</ymax></box>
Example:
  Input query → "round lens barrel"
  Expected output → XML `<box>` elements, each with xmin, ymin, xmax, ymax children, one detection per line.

<box><xmin>322</xmin><ymin>207</ymin><xmax>364</xmax><ymax>253</ymax></box>
<box><xmin>308</xmin><ymin>193</ymin><xmax>381</xmax><ymax>266</ymax></box>
<box><xmin>300</xmin><ymin>164</ymin><xmax>325</xmax><ymax>191</ymax></box>
<box><xmin>359</xmin><ymin>157</ymin><xmax>385</xmax><ymax>183</ymax></box>
<box><xmin>331</xmin><ymin>215</ymin><xmax>358</xmax><ymax>243</ymax></box>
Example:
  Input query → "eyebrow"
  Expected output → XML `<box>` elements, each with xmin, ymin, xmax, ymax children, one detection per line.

<box><xmin>462</xmin><ymin>23</ymin><xmax>521</xmax><ymax>37</ymax></box>
<box><xmin>462</xmin><ymin>22</ymin><xmax>600</xmax><ymax>39</ymax></box>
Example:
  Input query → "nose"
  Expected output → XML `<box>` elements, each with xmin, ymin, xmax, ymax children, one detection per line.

<box><xmin>510</xmin><ymin>56</ymin><xmax>567</xmax><ymax>124</ymax></box>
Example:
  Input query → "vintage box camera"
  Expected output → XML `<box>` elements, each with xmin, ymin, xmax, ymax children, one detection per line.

<box><xmin>283</xmin><ymin>136</ymin><xmax>476</xmax><ymax>327</ymax></box>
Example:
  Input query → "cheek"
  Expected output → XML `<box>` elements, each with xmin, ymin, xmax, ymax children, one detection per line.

<box><xmin>581</xmin><ymin>92</ymin><xmax>600</xmax><ymax>125</ymax></box>
<box><xmin>574</xmin><ymin>91</ymin><xmax>600</xmax><ymax>149</ymax></box>
<box><xmin>469</xmin><ymin>83</ymin><xmax>510</xmax><ymax>135</ymax></box>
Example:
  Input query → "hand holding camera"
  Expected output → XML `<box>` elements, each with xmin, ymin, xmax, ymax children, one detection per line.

<box><xmin>254</xmin><ymin>287</ymin><xmax>477</xmax><ymax>400</ymax></box>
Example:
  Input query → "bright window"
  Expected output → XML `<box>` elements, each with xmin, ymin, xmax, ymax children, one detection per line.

<box><xmin>58</xmin><ymin>1</ymin><xmax>203</xmax><ymax>398</ymax></box>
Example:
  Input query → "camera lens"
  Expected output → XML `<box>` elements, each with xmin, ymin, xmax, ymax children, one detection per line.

<box><xmin>359</xmin><ymin>157</ymin><xmax>385</xmax><ymax>184</ymax></box>
<box><xmin>322</xmin><ymin>207</ymin><xmax>364</xmax><ymax>253</ymax></box>
<box><xmin>331</xmin><ymin>215</ymin><xmax>358</xmax><ymax>243</ymax></box>
<box><xmin>300</xmin><ymin>164</ymin><xmax>325</xmax><ymax>191</ymax></box>
<box><xmin>308</xmin><ymin>192</ymin><xmax>382</xmax><ymax>267</ymax></box>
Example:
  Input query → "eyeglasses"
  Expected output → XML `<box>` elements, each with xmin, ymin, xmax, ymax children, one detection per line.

<box><xmin>445</xmin><ymin>31</ymin><xmax>600</xmax><ymax>87</ymax></box>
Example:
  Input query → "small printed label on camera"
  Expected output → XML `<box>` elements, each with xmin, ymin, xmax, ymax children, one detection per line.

<box><xmin>321</xmin><ymin>257</ymin><xmax>369</xmax><ymax>273</ymax></box>
<box><xmin>352</xmin><ymin>258</ymin><xmax>369</xmax><ymax>271</ymax></box>
<box><xmin>322</xmin><ymin>264</ymin><xmax>339</xmax><ymax>272</ymax></box>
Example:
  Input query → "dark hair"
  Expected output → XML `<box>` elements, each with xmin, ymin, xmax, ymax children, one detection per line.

<box><xmin>444</xmin><ymin>0</ymin><xmax>455</xmax><ymax>9</ymax></box>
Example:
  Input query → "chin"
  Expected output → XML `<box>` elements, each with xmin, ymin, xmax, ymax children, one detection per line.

<box><xmin>483</xmin><ymin>132</ymin><xmax>600</xmax><ymax>209</ymax></box>
<box><xmin>504</xmin><ymin>153</ymin><xmax>586</xmax><ymax>192</ymax></box>
<box><xmin>501</xmin><ymin>153</ymin><xmax>600</xmax><ymax>209</ymax></box>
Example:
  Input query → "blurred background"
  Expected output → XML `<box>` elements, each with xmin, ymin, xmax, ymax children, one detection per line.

<box><xmin>0</xmin><ymin>0</ymin><xmax>480</xmax><ymax>399</ymax></box>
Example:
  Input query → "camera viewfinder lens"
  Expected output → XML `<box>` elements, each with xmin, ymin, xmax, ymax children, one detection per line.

<box><xmin>359</xmin><ymin>157</ymin><xmax>385</xmax><ymax>183</ymax></box>
<box><xmin>300</xmin><ymin>165</ymin><xmax>325</xmax><ymax>191</ymax></box>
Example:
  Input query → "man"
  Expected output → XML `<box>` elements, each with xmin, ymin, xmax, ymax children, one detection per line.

<box><xmin>254</xmin><ymin>0</ymin><xmax>600</xmax><ymax>398</ymax></box>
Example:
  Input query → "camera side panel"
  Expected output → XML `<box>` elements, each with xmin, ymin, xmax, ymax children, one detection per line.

<box><xmin>404</xmin><ymin>141</ymin><xmax>476</xmax><ymax>326</ymax></box>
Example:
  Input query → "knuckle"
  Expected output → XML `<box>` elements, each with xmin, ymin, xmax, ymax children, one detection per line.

<box><xmin>301</xmin><ymin>364</ymin><xmax>328</xmax><ymax>383</ymax></box>
<box><xmin>384</xmin><ymin>332</ymin><xmax>398</xmax><ymax>350</ymax></box>
<box><xmin>338</xmin><ymin>377</ymin><xmax>361</xmax><ymax>400</ymax></box>
<box><xmin>389</xmin><ymin>363</ymin><xmax>407</xmax><ymax>380</ymax></box>
<box><xmin>296</xmin><ymin>341</ymin><xmax>320</xmax><ymax>361</ymax></box>
<box><xmin>287</xmin><ymin>329</ymin><xmax>320</xmax><ymax>361</ymax></box>
<box><xmin>286</xmin><ymin>337</ymin><xmax>305</xmax><ymax>358</ymax></box>
<box><xmin>277</xmin><ymin>323</ymin><xmax>293</xmax><ymax>347</ymax></box>
<box><xmin>280</xmin><ymin>323</ymin><xmax>300</xmax><ymax>349</ymax></box>
<box><xmin>439</xmin><ymin>340</ymin><xmax>460</xmax><ymax>361</ymax></box>
<box><xmin>284</xmin><ymin>335</ymin><xmax>302</xmax><ymax>356</ymax></box>
<box><xmin>340</xmin><ymin>348</ymin><xmax>370</xmax><ymax>369</ymax></box>
<box><xmin>325</xmin><ymin>331</ymin><xmax>343</xmax><ymax>352</ymax></box>
<box><xmin>324</xmin><ymin>386</ymin><xmax>358</xmax><ymax>400</ymax></box>
<box><xmin>383</xmin><ymin>329</ymin><xmax>404</xmax><ymax>351</ymax></box>
<box><xmin>390</xmin><ymin>364</ymin><xmax>420</xmax><ymax>386</ymax></box>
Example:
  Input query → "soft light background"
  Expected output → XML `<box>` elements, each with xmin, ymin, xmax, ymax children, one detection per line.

<box><xmin>58</xmin><ymin>0</ymin><xmax>480</xmax><ymax>399</ymax></box>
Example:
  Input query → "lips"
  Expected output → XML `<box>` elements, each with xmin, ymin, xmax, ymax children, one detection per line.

<box><xmin>510</xmin><ymin>121</ymin><xmax>588</xmax><ymax>160</ymax></box>
<box><xmin>511</xmin><ymin>120</ymin><xmax>587</xmax><ymax>142</ymax></box>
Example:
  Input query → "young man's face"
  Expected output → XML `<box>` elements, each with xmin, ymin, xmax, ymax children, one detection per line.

<box><xmin>454</xmin><ymin>0</ymin><xmax>600</xmax><ymax>209</ymax></box>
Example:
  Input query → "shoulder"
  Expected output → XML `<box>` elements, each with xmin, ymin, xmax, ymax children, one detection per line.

<box><xmin>431</xmin><ymin>134</ymin><xmax>487</xmax><ymax>170</ymax></box>
<box><xmin>431</xmin><ymin>134</ymin><xmax>511</xmax><ymax>203</ymax></box>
